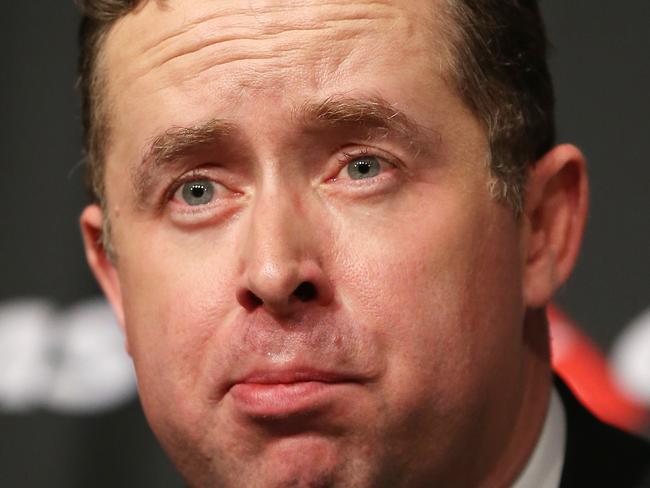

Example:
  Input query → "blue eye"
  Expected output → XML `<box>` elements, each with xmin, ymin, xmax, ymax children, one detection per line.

<box><xmin>347</xmin><ymin>156</ymin><xmax>382</xmax><ymax>180</ymax></box>
<box><xmin>179</xmin><ymin>180</ymin><xmax>215</xmax><ymax>206</ymax></box>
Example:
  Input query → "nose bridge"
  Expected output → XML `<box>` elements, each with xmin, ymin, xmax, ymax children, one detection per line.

<box><xmin>249</xmin><ymin>184</ymin><xmax>304</xmax><ymax>279</ymax></box>
<box><xmin>238</xmin><ymin>179</ymin><xmax>329</xmax><ymax>315</ymax></box>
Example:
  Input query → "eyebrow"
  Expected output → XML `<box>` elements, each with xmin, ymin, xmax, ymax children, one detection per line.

<box><xmin>144</xmin><ymin>119</ymin><xmax>235</xmax><ymax>165</ymax></box>
<box><xmin>135</xmin><ymin>119</ymin><xmax>235</xmax><ymax>203</ymax></box>
<box><xmin>296</xmin><ymin>95</ymin><xmax>430</xmax><ymax>153</ymax></box>
<box><xmin>133</xmin><ymin>95</ymin><xmax>431</xmax><ymax>205</ymax></box>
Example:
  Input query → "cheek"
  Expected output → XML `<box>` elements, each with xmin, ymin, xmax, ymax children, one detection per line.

<box><xmin>116</xmin><ymin>226</ymin><xmax>239</xmax><ymax>408</ymax></box>
<box><xmin>331</xmin><ymin>187</ymin><xmax>526</xmax><ymax>414</ymax></box>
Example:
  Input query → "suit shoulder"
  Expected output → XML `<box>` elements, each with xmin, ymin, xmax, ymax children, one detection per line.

<box><xmin>557</xmin><ymin>377</ymin><xmax>650</xmax><ymax>487</ymax></box>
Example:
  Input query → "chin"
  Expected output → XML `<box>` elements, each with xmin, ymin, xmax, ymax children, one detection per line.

<box><xmin>261</xmin><ymin>436</ymin><xmax>343</xmax><ymax>487</ymax></box>
<box><xmin>181</xmin><ymin>434</ymin><xmax>372</xmax><ymax>488</ymax></box>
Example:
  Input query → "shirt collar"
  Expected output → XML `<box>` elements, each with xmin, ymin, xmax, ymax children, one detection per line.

<box><xmin>510</xmin><ymin>386</ymin><xmax>566</xmax><ymax>488</ymax></box>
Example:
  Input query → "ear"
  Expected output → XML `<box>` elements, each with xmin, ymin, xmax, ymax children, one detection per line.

<box><xmin>523</xmin><ymin>144</ymin><xmax>589</xmax><ymax>308</ymax></box>
<box><xmin>80</xmin><ymin>204</ymin><xmax>128</xmax><ymax>348</ymax></box>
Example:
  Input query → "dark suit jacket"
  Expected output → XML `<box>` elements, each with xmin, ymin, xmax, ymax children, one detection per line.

<box><xmin>557</xmin><ymin>377</ymin><xmax>650</xmax><ymax>487</ymax></box>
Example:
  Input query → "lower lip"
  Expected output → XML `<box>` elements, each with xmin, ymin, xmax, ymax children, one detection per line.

<box><xmin>229</xmin><ymin>381</ymin><xmax>350</xmax><ymax>418</ymax></box>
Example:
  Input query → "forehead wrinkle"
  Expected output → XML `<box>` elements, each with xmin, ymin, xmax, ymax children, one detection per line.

<box><xmin>132</xmin><ymin>118</ymin><xmax>236</xmax><ymax>206</ymax></box>
<box><xmin>127</xmin><ymin>1</ymin><xmax>404</xmax><ymax>80</ymax></box>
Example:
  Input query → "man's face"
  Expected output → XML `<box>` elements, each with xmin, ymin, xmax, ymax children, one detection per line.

<box><xmin>97</xmin><ymin>0</ymin><xmax>531</xmax><ymax>486</ymax></box>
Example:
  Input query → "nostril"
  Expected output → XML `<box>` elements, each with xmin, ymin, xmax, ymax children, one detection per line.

<box><xmin>293</xmin><ymin>282</ymin><xmax>317</xmax><ymax>302</ymax></box>
<box><xmin>240</xmin><ymin>289</ymin><xmax>263</xmax><ymax>310</ymax></box>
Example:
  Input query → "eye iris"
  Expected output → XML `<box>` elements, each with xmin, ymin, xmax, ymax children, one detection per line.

<box><xmin>182</xmin><ymin>180</ymin><xmax>214</xmax><ymax>205</ymax></box>
<box><xmin>348</xmin><ymin>157</ymin><xmax>381</xmax><ymax>180</ymax></box>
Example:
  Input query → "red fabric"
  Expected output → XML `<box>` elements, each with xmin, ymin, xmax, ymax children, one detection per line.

<box><xmin>549</xmin><ymin>304</ymin><xmax>648</xmax><ymax>433</ymax></box>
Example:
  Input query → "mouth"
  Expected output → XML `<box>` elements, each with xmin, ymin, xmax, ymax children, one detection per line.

<box><xmin>227</xmin><ymin>369</ymin><xmax>362</xmax><ymax>418</ymax></box>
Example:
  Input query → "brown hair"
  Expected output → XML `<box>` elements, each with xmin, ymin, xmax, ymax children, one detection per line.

<box><xmin>77</xmin><ymin>0</ymin><xmax>140</xmax><ymax>204</ymax></box>
<box><xmin>441</xmin><ymin>0</ymin><xmax>555</xmax><ymax>213</ymax></box>
<box><xmin>77</xmin><ymin>0</ymin><xmax>554</xmax><ymax>214</ymax></box>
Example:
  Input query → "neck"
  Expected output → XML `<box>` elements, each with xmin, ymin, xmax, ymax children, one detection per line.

<box><xmin>481</xmin><ymin>307</ymin><xmax>553</xmax><ymax>488</ymax></box>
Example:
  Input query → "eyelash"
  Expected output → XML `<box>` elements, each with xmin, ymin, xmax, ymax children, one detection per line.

<box><xmin>340</xmin><ymin>147</ymin><xmax>371</xmax><ymax>162</ymax></box>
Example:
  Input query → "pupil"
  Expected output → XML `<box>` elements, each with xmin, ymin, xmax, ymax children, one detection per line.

<box><xmin>191</xmin><ymin>185</ymin><xmax>205</xmax><ymax>198</ymax></box>
<box><xmin>357</xmin><ymin>161</ymin><xmax>371</xmax><ymax>174</ymax></box>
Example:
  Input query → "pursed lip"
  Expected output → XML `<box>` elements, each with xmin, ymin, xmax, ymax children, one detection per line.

<box><xmin>233</xmin><ymin>369</ymin><xmax>359</xmax><ymax>386</ymax></box>
<box><xmin>226</xmin><ymin>368</ymin><xmax>364</xmax><ymax>418</ymax></box>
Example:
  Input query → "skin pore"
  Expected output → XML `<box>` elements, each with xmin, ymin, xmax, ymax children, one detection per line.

<box><xmin>81</xmin><ymin>0</ymin><xmax>588</xmax><ymax>486</ymax></box>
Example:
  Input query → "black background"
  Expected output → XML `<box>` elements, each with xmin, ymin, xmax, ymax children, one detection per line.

<box><xmin>0</xmin><ymin>1</ymin><xmax>648</xmax><ymax>486</ymax></box>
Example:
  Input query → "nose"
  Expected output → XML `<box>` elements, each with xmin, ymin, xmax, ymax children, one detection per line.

<box><xmin>236</xmin><ymin>189</ymin><xmax>334</xmax><ymax>317</ymax></box>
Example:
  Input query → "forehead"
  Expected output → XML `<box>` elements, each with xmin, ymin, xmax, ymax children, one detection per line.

<box><xmin>98</xmin><ymin>0</ymin><xmax>466</xmax><ymax>182</ymax></box>
<box><xmin>106</xmin><ymin>0</ymin><xmax>438</xmax><ymax>53</ymax></box>
<box><xmin>101</xmin><ymin>0</ymin><xmax>446</xmax><ymax>101</ymax></box>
